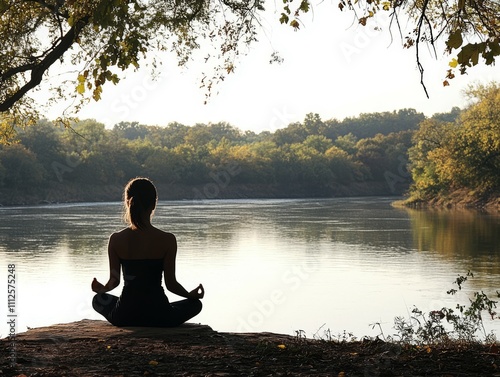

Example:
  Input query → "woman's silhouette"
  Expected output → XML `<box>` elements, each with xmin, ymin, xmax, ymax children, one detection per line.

<box><xmin>91</xmin><ymin>177</ymin><xmax>204</xmax><ymax>326</ymax></box>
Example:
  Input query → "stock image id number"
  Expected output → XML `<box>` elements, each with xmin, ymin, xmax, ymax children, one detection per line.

<box><xmin>7</xmin><ymin>264</ymin><xmax>16</xmax><ymax>311</ymax></box>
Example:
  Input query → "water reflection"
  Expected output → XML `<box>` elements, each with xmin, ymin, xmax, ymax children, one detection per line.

<box><xmin>404</xmin><ymin>207</ymin><xmax>500</xmax><ymax>258</ymax></box>
<box><xmin>0</xmin><ymin>204</ymin><xmax>120</xmax><ymax>255</ymax></box>
<box><xmin>1</xmin><ymin>198</ymin><xmax>499</xmax><ymax>338</ymax></box>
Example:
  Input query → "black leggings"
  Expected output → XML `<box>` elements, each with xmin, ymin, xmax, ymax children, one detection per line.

<box><xmin>92</xmin><ymin>293</ymin><xmax>202</xmax><ymax>327</ymax></box>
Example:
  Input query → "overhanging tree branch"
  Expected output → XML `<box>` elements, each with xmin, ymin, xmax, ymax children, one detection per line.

<box><xmin>415</xmin><ymin>0</ymin><xmax>431</xmax><ymax>99</ymax></box>
<box><xmin>0</xmin><ymin>17</ymin><xmax>88</xmax><ymax>113</ymax></box>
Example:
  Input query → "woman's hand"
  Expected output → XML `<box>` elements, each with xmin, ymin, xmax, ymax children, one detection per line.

<box><xmin>91</xmin><ymin>278</ymin><xmax>105</xmax><ymax>293</ymax></box>
<box><xmin>188</xmin><ymin>284</ymin><xmax>205</xmax><ymax>299</ymax></box>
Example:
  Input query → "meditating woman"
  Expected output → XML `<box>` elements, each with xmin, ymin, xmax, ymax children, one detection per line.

<box><xmin>91</xmin><ymin>177</ymin><xmax>204</xmax><ymax>327</ymax></box>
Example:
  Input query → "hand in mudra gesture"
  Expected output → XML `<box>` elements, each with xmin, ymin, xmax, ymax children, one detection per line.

<box><xmin>91</xmin><ymin>278</ymin><xmax>105</xmax><ymax>293</ymax></box>
<box><xmin>189</xmin><ymin>284</ymin><xmax>204</xmax><ymax>299</ymax></box>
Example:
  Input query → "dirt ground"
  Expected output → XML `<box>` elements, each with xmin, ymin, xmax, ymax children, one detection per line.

<box><xmin>1</xmin><ymin>320</ymin><xmax>499</xmax><ymax>376</ymax></box>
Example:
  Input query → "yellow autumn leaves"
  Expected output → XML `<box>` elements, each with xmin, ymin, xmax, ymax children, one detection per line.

<box><xmin>408</xmin><ymin>82</ymin><xmax>500</xmax><ymax>201</ymax></box>
<box><xmin>76</xmin><ymin>69</ymin><xmax>119</xmax><ymax>101</ymax></box>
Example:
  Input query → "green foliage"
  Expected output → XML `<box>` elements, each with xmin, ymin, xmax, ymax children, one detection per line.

<box><xmin>0</xmin><ymin>88</ymin><xmax>485</xmax><ymax>202</ymax></box>
<box><xmin>2</xmin><ymin>0</ymin><xmax>498</xmax><ymax>143</ymax></box>
<box><xmin>334</xmin><ymin>133</ymin><xmax>358</xmax><ymax>155</ymax></box>
<box><xmin>392</xmin><ymin>272</ymin><xmax>499</xmax><ymax>344</ymax></box>
<box><xmin>0</xmin><ymin>144</ymin><xmax>45</xmax><ymax>187</ymax></box>
<box><xmin>407</xmin><ymin>118</ymin><xmax>456</xmax><ymax>198</ymax></box>
<box><xmin>430</xmin><ymin>107</ymin><xmax>462</xmax><ymax>123</ymax></box>
<box><xmin>0</xmin><ymin>0</ymin><xmax>264</xmax><ymax>141</ymax></box>
<box><xmin>324</xmin><ymin>109</ymin><xmax>425</xmax><ymax>141</ymax></box>
<box><xmin>408</xmin><ymin>82</ymin><xmax>500</xmax><ymax>201</ymax></box>
<box><xmin>113</xmin><ymin>122</ymin><xmax>150</xmax><ymax>140</ymax></box>
<box><xmin>356</xmin><ymin>131</ymin><xmax>413</xmax><ymax>181</ymax></box>
<box><xmin>0</xmin><ymin>109</ymin><xmax>437</xmax><ymax>196</ymax></box>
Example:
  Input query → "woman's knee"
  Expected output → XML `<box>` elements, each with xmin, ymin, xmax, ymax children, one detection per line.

<box><xmin>190</xmin><ymin>298</ymin><xmax>203</xmax><ymax>315</ymax></box>
<box><xmin>92</xmin><ymin>293</ymin><xmax>114</xmax><ymax>312</ymax></box>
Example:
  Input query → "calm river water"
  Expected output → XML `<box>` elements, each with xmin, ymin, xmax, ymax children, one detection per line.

<box><xmin>1</xmin><ymin>197</ymin><xmax>500</xmax><ymax>339</ymax></box>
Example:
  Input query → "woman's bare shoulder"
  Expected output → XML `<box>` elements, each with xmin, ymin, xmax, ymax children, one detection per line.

<box><xmin>110</xmin><ymin>227</ymin><xmax>129</xmax><ymax>237</ymax></box>
<box><xmin>153</xmin><ymin>227</ymin><xmax>176</xmax><ymax>241</ymax></box>
<box><xmin>108</xmin><ymin>228</ymin><xmax>131</xmax><ymax>243</ymax></box>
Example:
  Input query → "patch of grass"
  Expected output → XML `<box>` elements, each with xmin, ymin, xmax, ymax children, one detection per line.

<box><xmin>307</xmin><ymin>271</ymin><xmax>499</xmax><ymax>347</ymax></box>
<box><xmin>390</xmin><ymin>271</ymin><xmax>499</xmax><ymax>345</ymax></box>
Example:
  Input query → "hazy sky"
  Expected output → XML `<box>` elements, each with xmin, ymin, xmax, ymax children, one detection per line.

<box><xmin>43</xmin><ymin>3</ymin><xmax>500</xmax><ymax>133</ymax></box>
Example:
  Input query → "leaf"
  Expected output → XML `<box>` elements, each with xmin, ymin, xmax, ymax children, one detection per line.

<box><xmin>110</xmin><ymin>74</ymin><xmax>120</xmax><ymax>85</ymax></box>
<box><xmin>76</xmin><ymin>83</ymin><xmax>85</xmax><ymax>94</ymax></box>
<box><xmin>458</xmin><ymin>43</ymin><xmax>483</xmax><ymax>66</ymax></box>
<box><xmin>93</xmin><ymin>86</ymin><xmax>102</xmax><ymax>101</ymax></box>
<box><xmin>470</xmin><ymin>47</ymin><xmax>480</xmax><ymax>65</ymax></box>
<box><xmin>277</xmin><ymin>344</ymin><xmax>286</xmax><ymax>349</ymax></box>
<box><xmin>447</xmin><ymin>30</ymin><xmax>463</xmax><ymax>50</ymax></box>
<box><xmin>299</xmin><ymin>0</ymin><xmax>310</xmax><ymax>13</ymax></box>
<box><xmin>149</xmin><ymin>360</ymin><xmax>159</xmax><ymax>366</ymax></box>
<box><xmin>443</xmin><ymin>80</ymin><xmax>450</xmax><ymax>87</ymax></box>
<box><xmin>449</xmin><ymin>58</ymin><xmax>458</xmax><ymax>68</ymax></box>
<box><xmin>279</xmin><ymin>13</ymin><xmax>289</xmax><ymax>24</ymax></box>
<box><xmin>290</xmin><ymin>19</ymin><xmax>300</xmax><ymax>29</ymax></box>
<box><xmin>483</xmin><ymin>41</ymin><xmax>500</xmax><ymax>65</ymax></box>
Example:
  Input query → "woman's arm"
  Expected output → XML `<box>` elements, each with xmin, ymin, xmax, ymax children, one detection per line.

<box><xmin>91</xmin><ymin>234</ymin><xmax>121</xmax><ymax>294</ymax></box>
<box><xmin>163</xmin><ymin>234</ymin><xmax>204</xmax><ymax>299</ymax></box>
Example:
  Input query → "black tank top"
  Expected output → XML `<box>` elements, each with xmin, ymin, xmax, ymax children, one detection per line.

<box><xmin>121</xmin><ymin>258</ymin><xmax>163</xmax><ymax>290</ymax></box>
<box><xmin>111</xmin><ymin>258</ymin><xmax>171</xmax><ymax>326</ymax></box>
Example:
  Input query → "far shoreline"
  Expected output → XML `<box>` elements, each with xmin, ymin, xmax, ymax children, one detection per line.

<box><xmin>2</xmin><ymin>181</ymin><xmax>498</xmax><ymax>211</ymax></box>
<box><xmin>0</xmin><ymin>181</ymin><xmax>408</xmax><ymax>207</ymax></box>
<box><xmin>392</xmin><ymin>191</ymin><xmax>500</xmax><ymax>212</ymax></box>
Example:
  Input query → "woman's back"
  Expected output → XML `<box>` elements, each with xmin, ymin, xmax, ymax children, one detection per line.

<box><xmin>111</xmin><ymin>227</ymin><xmax>175</xmax><ymax>260</ymax></box>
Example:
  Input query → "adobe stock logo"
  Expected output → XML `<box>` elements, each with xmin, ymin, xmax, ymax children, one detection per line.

<box><xmin>192</xmin><ymin>162</ymin><xmax>242</xmax><ymax>201</ymax></box>
<box><xmin>384</xmin><ymin>155</ymin><xmax>411</xmax><ymax>193</ymax></box>
<box><xmin>109</xmin><ymin>74</ymin><xmax>166</xmax><ymax>119</ymax></box>
<box><xmin>51</xmin><ymin>152</ymin><xmax>83</xmax><ymax>182</ymax></box>
<box><xmin>267</xmin><ymin>105</ymin><xmax>297</xmax><ymax>133</ymax></box>
<box><xmin>235</xmin><ymin>262</ymin><xmax>317</xmax><ymax>332</ymax></box>
<box><xmin>88</xmin><ymin>72</ymin><xmax>170</xmax><ymax>127</ymax></box>
<box><xmin>338</xmin><ymin>12</ymin><xmax>392</xmax><ymax>64</ymax></box>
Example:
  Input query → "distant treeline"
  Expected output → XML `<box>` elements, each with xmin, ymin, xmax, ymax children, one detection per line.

<box><xmin>0</xmin><ymin>107</ymin><xmax>462</xmax><ymax>204</ymax></box>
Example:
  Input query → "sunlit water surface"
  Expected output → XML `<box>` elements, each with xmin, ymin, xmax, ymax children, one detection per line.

<box><xmin>1</xmin><ymin>197</ymin><xmax>499</xmax><ymax>339</ymax></box>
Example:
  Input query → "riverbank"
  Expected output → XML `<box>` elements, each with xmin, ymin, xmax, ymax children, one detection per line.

<box><xmin>395</xmin><ymin>189</ymin><xmax>500</xmax><ymax>212</ymax></box>
<box><xmin>1</xmin><ymin>320</ymin><xmax>498</xmax><ymax>376</ymax></box>
<box><xmin>0</xmin><ymin>181</ymin><xmax>406</xmax><ymax>206</ymax></box>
